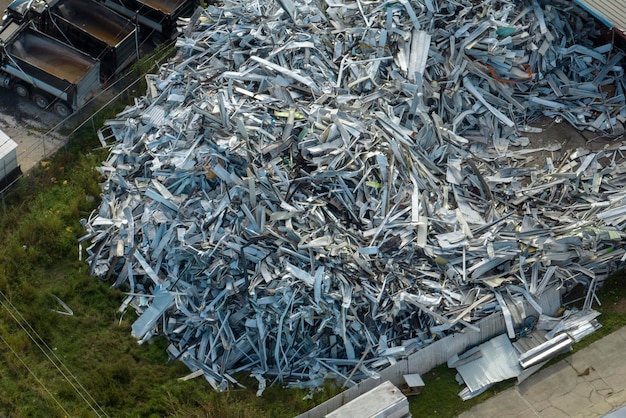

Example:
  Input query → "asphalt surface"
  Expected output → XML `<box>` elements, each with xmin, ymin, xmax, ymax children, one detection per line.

<box><xmin>458</xmin><ymin>326</ymin><xmax>626</xmax><ymax>418</ymax></box>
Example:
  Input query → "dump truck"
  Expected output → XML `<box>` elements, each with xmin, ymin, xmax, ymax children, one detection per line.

<box><xmin>0</xmin><ymin>21</ymin><xmax>102</xmax><ymax>117</ymax></box>
<box><xmin>99</xmin><ymin>0</ymin><xmax>197</xmax><ymax>41</ymax></box>
<box><xmin>4</xmin><ymin>0</ymin><xmax>139</xmax><ymax>80</ymax></box>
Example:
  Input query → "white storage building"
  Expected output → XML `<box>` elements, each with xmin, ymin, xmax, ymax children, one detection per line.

<box><xmin>0</xmin><ymin>128</ymin><xmax>19</xmax><ymax>183</ymax></box>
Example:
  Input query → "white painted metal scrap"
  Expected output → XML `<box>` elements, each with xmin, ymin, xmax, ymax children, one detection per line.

<box><xmin>80</xmin><ymin>0</ymin><xmax>626</xmax><ymax>393</ymax></box>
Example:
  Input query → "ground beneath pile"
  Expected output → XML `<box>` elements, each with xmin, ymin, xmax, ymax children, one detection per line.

<box><xmin>513</xmin><ymin>116</ymin><xmax>624</xmax><ymax>168</ymax></box>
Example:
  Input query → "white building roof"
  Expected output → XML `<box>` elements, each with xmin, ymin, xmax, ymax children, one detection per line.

<box><xmin>0</xmin><ymin>129</ymin><xmax>18</xmax><ymax>159</ymax></box>
<box><xmin>575</xmin><ymin>0</ymin><xmax>626</xmax><ymax>36</ymax></box>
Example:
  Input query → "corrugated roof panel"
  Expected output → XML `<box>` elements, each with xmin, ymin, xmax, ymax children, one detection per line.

<box><xmin>575</xmin><ymin>0</ymin><xmax>626</xmax><ymax>35</ymax></box>
<box><xmin>141</xmin><ymin>105</ymin><xmax>167</xmax><ymax>127</ymax></box>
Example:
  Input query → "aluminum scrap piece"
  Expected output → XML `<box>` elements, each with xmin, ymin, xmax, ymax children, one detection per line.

<box><xmin>452</xmin><ymin>333</ymin><xmax>523</xmax><ymax>394</ymax></box>
<box><xmin>518</xmin><ymin>332</ymin><xmax>573</xmax><ymax>369</ymax></box>
<box><xmin>81</xmin><ymin>0</ymin><xmax>626</xmax><ymax>392</ymax></box>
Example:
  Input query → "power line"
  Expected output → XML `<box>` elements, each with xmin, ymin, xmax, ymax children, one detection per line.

<box><xmin>0</xmin><ymin>291</ymin><xmax>108</xmax><ymax>417</ymax></box>
<box><xmin>0</xmin><ymin>291</ymin><xmax>107</xmax><ymax>417</ymax></box>
<box><xmin>0</xmin><ymin>331</ymin><xmax>71</xmax><ymax>417</ymax></box>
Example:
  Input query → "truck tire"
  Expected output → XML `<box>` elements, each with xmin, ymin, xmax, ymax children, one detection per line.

<box><xmin>14</xmin><ymin>83</ymin><xmax>30</xmax><ymax>98</ymax></box>
<box><xmin>54</xmin><ymin>102</ymin><xmax>71</xmax><ymax>118</ymax></box>
<box><xmin>32</xmin><ymin>93</ymin><xmax>50</xmax><ymax>110</ymax></box>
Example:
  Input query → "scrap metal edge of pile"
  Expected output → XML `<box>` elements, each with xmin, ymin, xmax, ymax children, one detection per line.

<box><xmin>79</xmin><ymin>0</ymin><xmax>626</xmax><ymax>393</ymax></box>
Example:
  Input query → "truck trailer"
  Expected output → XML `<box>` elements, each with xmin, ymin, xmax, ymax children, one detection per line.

<box><xmin>4</xmin><ymin>0</ymin><xmax>139</xmax><ymax>80</ymax></box>
<box><xmin>0</xmin><ymin>21</ymin><xmax>102</xmax><ymax>117</ymax></box>
<box><xmin>100</xmin><ymin>0</ymin><xmax>197</xmax><ymax>41</ymax></box>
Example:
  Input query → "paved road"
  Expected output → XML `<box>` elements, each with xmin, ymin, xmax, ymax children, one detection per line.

<box><xmin>459</xmin><ymin>326</ymin><xmax>626</xmax><ymax>418</ymax></box>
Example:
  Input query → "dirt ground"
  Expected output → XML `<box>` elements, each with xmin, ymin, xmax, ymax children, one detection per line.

<box><xmin>517</xmin><ymin>116</ymin><xmax>626</xmax><ymax>168</ymax></box>
<box><xmin>612</xmin><ymin>299</ymin><xmax>626</xmax><ymax>314</ymax></box>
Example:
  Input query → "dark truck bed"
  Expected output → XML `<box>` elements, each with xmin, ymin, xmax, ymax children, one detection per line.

<box><xmin>5</xmin><ymin>0</ymin><xmax>138</xmax><ymax>79</ymax></box>
<box><xmin>101</xmin><ymin>0</ymin><xmax>195</xmax><ymax>39</ymax></box>
<box><xmin>49</xmin><ymin>0</ymin><xmax>138</xmax><ymax>78</ymax></box>
<box><xmin>139</xmin><ymin>0</ymin><xmax>188</xmax><ymax>15</ymax></box>
<box><xmin>2</xmin><ymin>24</ymin><xmax>101</xmax><ymax>109</ymax></box>
<box><xmin>52</xmin><ymin>0</ymin><xmax>136</xmax><ymax>47</ymax></box>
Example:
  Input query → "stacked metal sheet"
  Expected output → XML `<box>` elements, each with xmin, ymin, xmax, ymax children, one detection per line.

<box><xmin>81</xmin><ymin>0</ymin><xmax>626</xmax><ymax>392</ymax></box>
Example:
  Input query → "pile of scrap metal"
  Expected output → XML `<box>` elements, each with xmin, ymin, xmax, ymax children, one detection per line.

<box><xmin>80</xmin><ymin>0</ymin><xmax>626</xmax><ymax>392</ymax></box>
<box><xmin>449</xmin><ymin>308</ymin><xmax>602</xmax><ymax>400</ymax></box>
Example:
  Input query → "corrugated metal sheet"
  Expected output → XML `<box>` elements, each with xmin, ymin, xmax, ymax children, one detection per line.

<box><xmin>513</xmin><ymin>329</ymin><xmax>548</xmax><ymax>354</ymax></box>
<box><xmin>298</xmin><ymin>313</ymin><xmax>510</xmax><ymax>418</ymax></box>
<box><xmin>455</xmin><ymin>334</ymin><xmax>523</xmax><ymax>393</ymax></box>
<box><xmin>141</xmin><ymin>105</ymin><xmax>167</xmax><ymax>127</ymax></box>
<box><xmin>575</xmin><ymin>0</ymin><xmax>626</xmax><ymax>35</ymax></box>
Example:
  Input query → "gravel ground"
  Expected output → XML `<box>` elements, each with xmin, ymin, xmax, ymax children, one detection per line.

<box><xmin>0</xmin><ymin>90</ymin><xmax>67</xmax><ymax>175</ymax></box>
